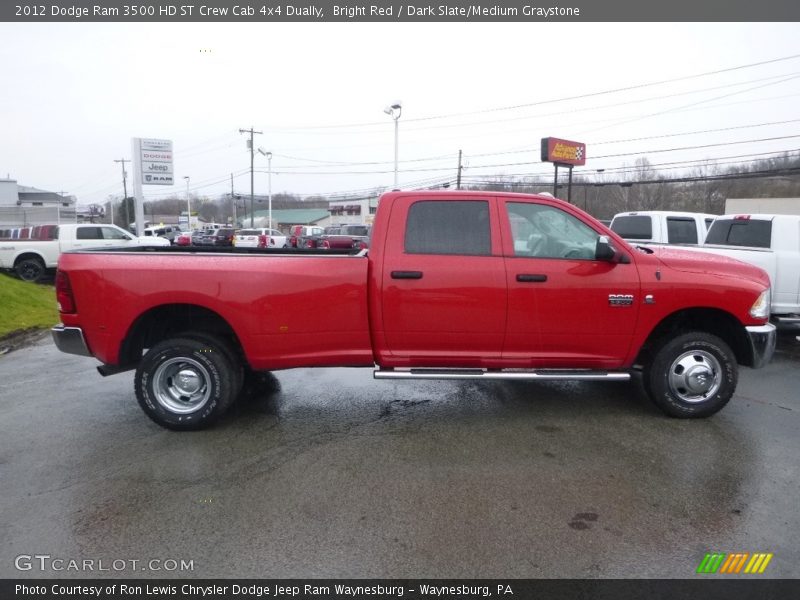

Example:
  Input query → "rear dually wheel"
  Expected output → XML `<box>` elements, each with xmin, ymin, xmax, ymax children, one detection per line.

<box><xmin>135</xmin><ymin>337</ymin><xmax>238</xmax><ymax>430</ymax></box>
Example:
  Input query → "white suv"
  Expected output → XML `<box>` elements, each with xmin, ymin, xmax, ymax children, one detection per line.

<box><xmin>234</xmin><ymin>228</ymin><xmax>288</xmax><ymax>248</ymax></box>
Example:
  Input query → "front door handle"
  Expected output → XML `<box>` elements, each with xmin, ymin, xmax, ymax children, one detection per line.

<box><xmin>516</xmin><ymin>274</ymin><xmax>547</xmax><ymax>283</ymax></box>
<box><xmin>391</xmin><ymin>271</ymin><xmax>423</xmax><ymax>280</ymax></box>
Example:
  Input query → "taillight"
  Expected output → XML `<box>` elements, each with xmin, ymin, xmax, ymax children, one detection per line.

<box><xmin>55</xmin><ymin>270</ymin><xmax>76</xmax><ymax>313</ymax></box>
<box><xmin>258</xmin><ymin>234</ymin><xmax>268</xmax><ymax>248</ymax></box>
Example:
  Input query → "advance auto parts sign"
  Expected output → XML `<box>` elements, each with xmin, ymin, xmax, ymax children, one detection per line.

<box><xmin>541</xmin><ymin>137</ymin><xmax>586</xmax><ymax>166</ymax></box>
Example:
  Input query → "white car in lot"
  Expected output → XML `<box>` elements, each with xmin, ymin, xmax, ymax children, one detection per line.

<box><xmin>0</xmin><ymin>223</ymin><xmax>169</xmax><ymax>282</ymax></box>
<box><xmin>234</xmin><ymin>228</ymin><xmax>288</xmax><ymax>249</ymax></box>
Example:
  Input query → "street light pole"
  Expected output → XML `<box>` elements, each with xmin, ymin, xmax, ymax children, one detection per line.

<box><xmin>258</xmin><ymin>148</ymin><xmax>273</xmax><ymax>229</ymax></box>
<box><xmin>183</xmin><ymin>176</ymin><xmax>191</xmax><ymax>230</ymax></box>
<box><xmin>384</xmin><ymin>102</ymin><xmax>402</xmax><ymax>188</ymax></box>
<box><xmin>267</xmin><ymin>152</ymin><xmax>272</xmax><ymax>229</ymax></box>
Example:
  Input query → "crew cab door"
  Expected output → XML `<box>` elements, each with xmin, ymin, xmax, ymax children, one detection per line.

<box><xmin>500</xmin><ymin>199</ymin><xmax>640</xmax><ymax>367</ymax></box>
<box><xmin>380</xmin><ymin>197</ymin><xmax>506</xmax><ymax>365</ymax></box>
<box><xmin>69</xmin><ymin>226</ymin><xmax>134</xmax><ymax>249</ymax></box>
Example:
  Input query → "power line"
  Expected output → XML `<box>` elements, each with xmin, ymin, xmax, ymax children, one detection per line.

<box><xmin>262</xmin><ymin>53</ymin><xmax>800</xmax><ymax>132</ymax></box>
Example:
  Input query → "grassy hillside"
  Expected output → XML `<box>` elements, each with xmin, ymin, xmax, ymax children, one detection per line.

<box><xmin>0</xmin><ymin>273</ymin><xmax>59</xmax><ymax>338</ymax></box>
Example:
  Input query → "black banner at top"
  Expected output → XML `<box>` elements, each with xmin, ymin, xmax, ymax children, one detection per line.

<box><xmin>3</xmin><ymin>0</ymin><xmax>800</xmax><ymax>22</ymax></box>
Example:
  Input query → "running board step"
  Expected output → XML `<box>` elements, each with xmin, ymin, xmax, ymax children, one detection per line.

<box><xmin>374</xmin><ymin>368</ymin><xmax>630</xmax><ymax>382</ymax></box>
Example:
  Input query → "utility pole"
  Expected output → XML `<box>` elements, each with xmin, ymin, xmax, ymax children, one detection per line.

<box><xmin>239</xmin><ymin>127</ymin><xmax>262</xmax><ymax>227</ymax></box>
<box><xmin>456</xmin><ymin>150</ymin><xmax>463</xmax><ymax>190</ymax></box>
<box><xmin>230</xmin><ymin>173</ymin><xmax>236</xmax><ymax>226</ymax></box>
<box><xmin>114</xmin><ymin>158</ymin><xmax>130</xmax><ymax>228</ymax></box>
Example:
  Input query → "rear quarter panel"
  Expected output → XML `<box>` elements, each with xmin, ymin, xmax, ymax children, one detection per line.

<box><xmin>58</xmin><ymin>251</ymin><xmax>374</xmax><ymax>369</ymax></box>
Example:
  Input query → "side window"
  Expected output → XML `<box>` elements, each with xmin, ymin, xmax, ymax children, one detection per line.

<box><xmin>404</xmin><ymin>200</ymin><xmax>490</xmax><ymax>256</ymax></box>
<box><xmin>506</xmin><ymin>202</ymin><xmax>599</xmax><ymax>260</ymax></box>
<box><xmin>76</xmin><ymin>227</ymin><xmax>103</xmax><ymax>240</ymax></box>
<box><xmin>666</xmin><ymin>218</ymin><xmax>698</xmax><ymax>244</ymax></box>
<box><xmin>610</xmin><ymin>215</ymin><xmax>652</xmax><ymax>240</ymax></box>
<box><xmin>706</xmin><ymin>220</ymin><xmax>772</xmax><ymax>248</ymax></box>
<box><xmin>101</xmin><ymin>227</ymin><xmax>130</xmax><ymax>240</ymax></box>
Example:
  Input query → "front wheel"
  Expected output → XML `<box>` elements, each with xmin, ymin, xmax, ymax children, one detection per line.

<box><xmin>135</xmin><ymin>337</ymin><xmax>238</xmax><ymax>430</ymax></box>
<box><xmin>643</xmin><ymin>332</ymin><xmax>737</xmax><ymax>418</ymax></box>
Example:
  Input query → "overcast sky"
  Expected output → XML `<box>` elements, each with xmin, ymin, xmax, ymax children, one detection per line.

<box><xmin>1</xmin><ymin>22</ymin><xmax>799</xmax><ymax>206</ymax></box>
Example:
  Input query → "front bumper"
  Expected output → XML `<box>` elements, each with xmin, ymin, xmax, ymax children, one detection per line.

<box><xmin>51</xmin><ymin>325</ymin><xmax>92</xmax><ymax>357</ymax></box>
<box><xmin>746</xmin><ymin>323</ymin><xmax>777</xmax><ymax>369</ymax></box>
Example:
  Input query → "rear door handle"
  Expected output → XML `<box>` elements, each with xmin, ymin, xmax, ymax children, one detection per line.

<box><xmin>516</xmin><ymin>274</ymin><xmax>547</xmax><ymax>283</ymax></box>
<box><xmin>391</xmin><ymin>271</ymin><xmax>423</xmax><ymax>280</ymax></box>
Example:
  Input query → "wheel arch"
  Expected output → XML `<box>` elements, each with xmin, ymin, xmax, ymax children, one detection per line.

<box><xmin>13</xmin><ymin>251</ymin><xmax>47</xmax><ymax>268</ymax></box>
<box><xmin>636</xmin><ymin>307</ymin><xmax>754</xmax><ymax>368</ymax></box>
<box><xmin>119</xmin><ymin>303</ymin><xmax>247</xmax><ymax>369</ymax></box>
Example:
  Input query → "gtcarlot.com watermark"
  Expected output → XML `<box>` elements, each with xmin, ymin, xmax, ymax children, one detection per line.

<box><xmin>15</xmin><ymin>554</ymin><xmax>194</xmax><ymax>573</ymax></box>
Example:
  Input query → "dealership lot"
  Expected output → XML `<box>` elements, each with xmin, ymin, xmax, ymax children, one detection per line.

<box><xmin>1</xmin><ymin>333</ymin><xmax>798</xmax><ymax>579</ymax></box>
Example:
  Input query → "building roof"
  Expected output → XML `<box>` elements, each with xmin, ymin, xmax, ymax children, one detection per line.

<box><xmin>246</xmin><ymin>208</ymin><xmax>330</xmax><ymax>225</ymax></box>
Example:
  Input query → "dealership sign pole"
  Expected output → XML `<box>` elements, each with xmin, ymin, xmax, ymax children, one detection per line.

<box><xmin>540</xmin><ymin>137</ymin><xmax>586</xmax><ymax>204</ymax></box>
<box><xmin>131</xmin><ymin>137</ymin><xmax>174</xmax><ymax>236</ymax></box>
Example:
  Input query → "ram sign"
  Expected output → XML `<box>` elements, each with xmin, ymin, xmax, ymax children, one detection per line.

<box><xmin>541</xmin><ymin>137</ymin><xmax>587</xmax><ymax>167</ymax></box>
<box><xmin>133</xmin><ymin>138</ymin><xmax>174</xmax><ymax>186</ymax></box>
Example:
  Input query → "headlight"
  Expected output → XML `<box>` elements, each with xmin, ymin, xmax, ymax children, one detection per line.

<box><xmin>749</xmin><ymin>288</ymin><xmax>771</xmax><ymax>319</ymax></box>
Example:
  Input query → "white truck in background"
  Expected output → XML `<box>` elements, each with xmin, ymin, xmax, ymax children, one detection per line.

<box><xmin>682</xmin><ymin>214</ymin><xmax>800</xmax><ymax>323</ymax></box>
<box><xmin>0</xmin><ymin>223</ymin><xmax>169</xmax><ymax>282</ymax></box>
<box><xmin>610</xmin><ymin>211</ymin><xmax>716</xmax><ymax>246</ymax></box>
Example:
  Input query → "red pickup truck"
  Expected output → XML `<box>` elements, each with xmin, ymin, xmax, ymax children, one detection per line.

<box><xmin>52</xmin><ymin>191</ymin><xmax>776</xmax><ymax>430</ymax></box>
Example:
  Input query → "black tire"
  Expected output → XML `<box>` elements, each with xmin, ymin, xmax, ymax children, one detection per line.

<box><xmin>15</xmin><ymin>258</ymin><xmax>45</xmax><ymax>283</ymax></box>
<box><xmin>239</xmin><ymin>368</ymin><xmax>281</xmax><ymax>402</ymax></box>
<box><xmin>135</xmin><ymin>337</ymin><xmax>238</xmax><ymax>430</ymax></box>
<box><xmin>643</xmin><ymin>332</ymin><xmax>737</xmax><ymax>418</ymax></box>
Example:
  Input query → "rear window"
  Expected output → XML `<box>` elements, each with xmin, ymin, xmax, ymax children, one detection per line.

<box><xmin>405</xmin><ymin>200</ymin><xmax>490</xmax><ymax>256</ymax></box>
<box><xmin>611</xmin><ymin>215</ymin><xmax>652</xmax><ymax>240</ymax></box>
<box><xmin>238</xmin><ymin>230</ymin><xmax>260</xmax><ymax>236</ymax></box>
<box><xmin>666</xmin><ymin>218</ymin><xmax>698</xmax><ymax>244</ymax></box>
<box><xmin>705</xmin><ymin>219</ymin><xmax>772</xmax><ymax>248</ymax></box>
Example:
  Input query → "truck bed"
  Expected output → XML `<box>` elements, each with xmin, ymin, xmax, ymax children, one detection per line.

<box><xmin>58</xmin><ymin>248</ymin><xmax>374</xmax><ymax>370</ymax></box>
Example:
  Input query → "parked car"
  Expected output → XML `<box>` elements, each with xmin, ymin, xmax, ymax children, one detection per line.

<box><xmin>195</xmin><ymin>227</ymin><xmax>235</xmax><ymax>246</ymax></box>
<box><xmin>0</xmin><ymin>223</ymin><xmax>169</xmax><ymax>282</ymax></box>
<box><xmin>234</xmin><ymin>228</ymin><xmax>288</xmax><ymax>249</ymax></box>
<box><xmin>190</xmin><ymin>231</ymin><xmax>206</xmax><ymax>245</ymax></box>
<box><xmin>174</xmin><ymin>232</ymin><xmax>192</xmax><ymax>247</ymax></box>
<box><xmin>143</xmin><ymin>225</ymin><xmax>182</xmax><ymax>244</ymax></box>
<box><xmin>344</xmin><ymin>224</ymin><xmax>371</xmax><ymax>250</ymax></box>
<box><xmin>289</xmin><ymin>225</ymin><xmax>324</xmax><ymax>248</ymax></box>
<box><xmin>610</xmin><ymin>211</ymin><xmax>715</xmax><ymax>245</ymax></box>
<box><xmin>677</xmin><ymin>214</ymin><xmax>800</xmax><ymax>321</ymax></box>
<box><xmin>319</xmin><ymin>224</ymin><xmax>372</xmax><ymax>250</ymax></box>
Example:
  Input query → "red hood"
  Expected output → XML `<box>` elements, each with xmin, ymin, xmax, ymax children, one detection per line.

<box><xmin>647</xmin><ymin>246</ymin><xmax>770</xmax><ymax>287</ymax></box>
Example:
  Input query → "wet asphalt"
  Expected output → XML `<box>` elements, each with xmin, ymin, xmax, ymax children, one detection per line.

<box><xmin>0</xmin><ymin>332</ymin><xmax>798</xmax><ymax>579</ymax></box>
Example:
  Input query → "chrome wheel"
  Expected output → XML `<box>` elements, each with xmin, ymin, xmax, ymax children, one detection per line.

<box><xmin>152</xmin><ymin>357</ymin><xmax>212</xmax><ymax>414</ymax></box>
<box><xmin>667</xmin><ymin>350</ymin><xmax>722</xmax><ymax>403</ymax></box>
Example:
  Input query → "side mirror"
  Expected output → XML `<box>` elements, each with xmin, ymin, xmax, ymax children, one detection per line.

<box><xmin>595</xmin><ymin>236</ymin><xmax>629</xmax><ymax>263</ymax></box>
